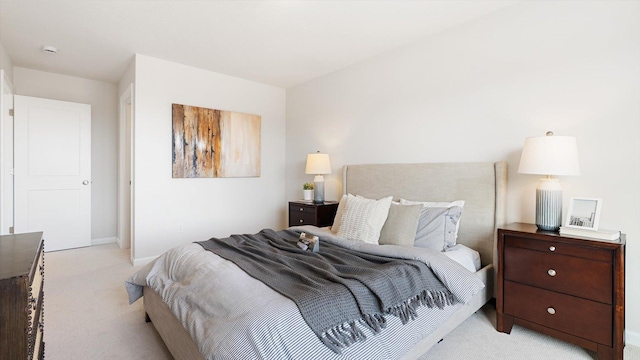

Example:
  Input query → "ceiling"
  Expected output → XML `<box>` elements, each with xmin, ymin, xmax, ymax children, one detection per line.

<box><xmin>0</xmin><ymin>1</ymin><xmax>518</xmax><ymax>88</ymax></box>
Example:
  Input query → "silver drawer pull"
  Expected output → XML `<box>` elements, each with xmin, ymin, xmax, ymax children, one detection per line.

<box><xmin>299</xmin><ymin>208</ymin><xmax>304</xmax><ymax>211</ymax></box>
<box><xmin>547</xmin><ymin>307</ymin><xmax>556</xmax><ymax>315</ymax></box>
<box><xmin>299</xmin><ymin>219</ymin><xmax>304</xmax><ymax>223</ymax></box>
<box><xmin>547</xmin><ymin>269</ymin><xmax>557</xmax><ymax>277</ymax></box>
<box><xmin>549</xmin><ymin>246</ymin><xmax>556</xmax><ymax>252</ymax></box>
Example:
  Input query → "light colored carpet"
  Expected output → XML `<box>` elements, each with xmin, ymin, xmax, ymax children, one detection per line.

<box><xmin>44</xmin><ymin>243</ymin><xmax>639</xmax><ymax>360</ymax></box>
<box><xmin>421</xmin><ymin>305</ymin><xmax>640</xmax><ymax>360</ymax></box>
<box><xmin>44</xmin><ymin>243</ymin><xmax>172</xmax><ymax>359</ymax></box>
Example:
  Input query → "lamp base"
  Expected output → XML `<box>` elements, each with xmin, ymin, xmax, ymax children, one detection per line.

<box><xmin>535</xmin><ymin>178</ymin><xmax>562</xmax><ymax>231</ymax></box>
<box><xmin>313</xmin><ymin>175</ymin><xmax>325</xmax><ymax>204</ymax></box>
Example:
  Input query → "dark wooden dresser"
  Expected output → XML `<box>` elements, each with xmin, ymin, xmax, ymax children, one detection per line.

<box><xmin>288</xmin><ymin>201</ymin><xmax>338</xmax><ymax>227</ymax></box>
<box><xmin>497</xmin><ymin>223</ymin><xmax>625</xmax><ymax>360</ymax></box>
<box><xmin>0</xmin><ymin>232</ymin><xmax>45</xmax><ymax>360</ymax></box>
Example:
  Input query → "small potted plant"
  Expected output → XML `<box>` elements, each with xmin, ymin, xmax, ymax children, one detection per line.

<box><xmin>303</xmin><ymin>182</ymin><xmax>314</xmax><ymax>201</ymax></box>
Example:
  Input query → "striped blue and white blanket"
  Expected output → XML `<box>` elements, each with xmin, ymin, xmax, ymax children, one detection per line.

<box><xmin>126</xmin><ymin>226</ymin><xmax>485</xmax><ymax>359</ymax></box>
<box><xmin>197</xmin><ymin>229</ymin><xmax>456</xmax><ymax>354</ymax></box>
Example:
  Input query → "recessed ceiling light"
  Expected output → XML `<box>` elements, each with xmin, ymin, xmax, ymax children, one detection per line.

<box><xmin>42</xmin><ymin>45</ymin><xmax>58</xmax><ymax>54</ymax></box>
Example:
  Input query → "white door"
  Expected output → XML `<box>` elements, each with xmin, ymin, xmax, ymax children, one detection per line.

<box><xmin>14</xmin><ymin>95</ymin><xmax>91</xmax><ymax>251</ymax></box>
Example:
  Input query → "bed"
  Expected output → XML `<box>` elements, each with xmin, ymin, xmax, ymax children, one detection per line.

<box><xmin>126</xmin><ymin>161</ymin><xmax>507</xmax><ymax>359</ymax></box>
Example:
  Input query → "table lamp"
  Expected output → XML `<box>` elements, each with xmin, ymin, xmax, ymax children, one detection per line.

<box><xmin>518</xmin><ymin>131</ymin><xmax>580</xmax><ymax>231</ymax></box>
<box><xmin>305</xmin><ymin>151</ymin><xmax>332</xmax><ymax>203</ymax></box>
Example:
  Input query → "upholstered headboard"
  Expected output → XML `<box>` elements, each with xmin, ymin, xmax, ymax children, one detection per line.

<box><xmin>342</xmin><ymin>162</ymin><xmax>507</xmax><ymax>268</ymax></box>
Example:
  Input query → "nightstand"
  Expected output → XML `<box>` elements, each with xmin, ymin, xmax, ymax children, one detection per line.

<box><xmin>288</xmin><ymin>201</ymin><xmax>338</xmax><ymax>227</ymax></box>
<box><xmin>497</xmin><ymin>223</ymin><xmax>625</xmax><ymax>360</ymax></box>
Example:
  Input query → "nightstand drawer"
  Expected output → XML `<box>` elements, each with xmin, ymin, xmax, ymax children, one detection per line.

<box><xmin>504</xmin><ymin>281</ymin><xmax>612</xmax><ymax>346</ymax></box>
<box><xmin>504</xmin><ymin>245</ymin><xmax>612</xmax><ymax>304</ymax></box>
<box><xmin>289</xmin><ymin>204</ymin><xmax>315</xmax><ymax>214</ymax></box>
<box><xmin>289</xmin><ymin>212</ymin><xmax>315</xmax><ymax>226</ymax></box>
<box><xmin>506</xmin><ymin>235</ymin><xmax>612</xmax><ymax>262</ymax></box>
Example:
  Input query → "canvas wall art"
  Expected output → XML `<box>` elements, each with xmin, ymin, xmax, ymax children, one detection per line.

<box><xmin>172</xmin><ymin>104</ymin><xmax>261</xmax><ymax>178</ymax></box>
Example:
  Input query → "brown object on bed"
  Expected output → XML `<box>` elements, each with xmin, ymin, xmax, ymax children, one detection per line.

<box><xmin>142</xmin><ymin>161</ymin><xmax>507</xmax><ymax>359</ymax></box>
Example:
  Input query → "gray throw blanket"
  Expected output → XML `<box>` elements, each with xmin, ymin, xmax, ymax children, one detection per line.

<box><xmin>197</xmin><ymin>229</ymin><xmax>456</xmax><ymax>354</ymax></box>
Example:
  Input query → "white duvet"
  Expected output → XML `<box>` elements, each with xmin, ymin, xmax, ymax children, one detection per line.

<box><xmin>126</xmin><ymin>226</ymin><xmax>485</xmax><ymax>360</ymax></box>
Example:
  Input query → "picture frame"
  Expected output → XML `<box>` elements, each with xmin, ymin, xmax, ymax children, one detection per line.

<box><xmin>565</xmin><ymin>197</ymin><xmax>602</xmax><ymax>231</ymax></box>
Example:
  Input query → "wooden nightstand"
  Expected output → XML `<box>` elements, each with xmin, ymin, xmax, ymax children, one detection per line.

<box><xmin>497</xmin><ymin>223</ymin><xmax>625</xmax><ymax>360</ymax></box>
<box><xmin>288</xmin><ymin>201</ymin><xmax>338</xmax><ymax>227</ymax></box>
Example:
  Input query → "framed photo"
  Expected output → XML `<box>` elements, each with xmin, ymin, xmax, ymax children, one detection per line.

<box><xmin>566</xmin><ymin>197</ymin><xmax>602</xmax><ymax>231</ymax></box>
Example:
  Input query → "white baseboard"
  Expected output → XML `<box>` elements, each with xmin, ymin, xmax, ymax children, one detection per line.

<box><xmin>116</xmin><ymin>237</ymin><xmax>122</xmax><ymax>248</ymax></box>
<box><xmin>132</xmin><ymin>256</ymin><xmax>157</xmax><ymax>267</ymax></box>
<box><xmin>627</xmin><ymin>329</ymin><xmax>640</xmax><ymax>347</ymax></box>
<box><xmin>91</xmin><ymin>237</ymin><xmax>117</xmax><ymax>246</ymax></box>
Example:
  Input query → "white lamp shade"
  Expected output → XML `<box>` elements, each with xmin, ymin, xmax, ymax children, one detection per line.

<box><xmin>305</xmin><ymin>153</ymin><xmax>332</xmax><ymax>175</ymax></box>
<box><xmin>518</xmin><ymin>135</ymin><xmax>580</xmax><ymax>176</ymax></box>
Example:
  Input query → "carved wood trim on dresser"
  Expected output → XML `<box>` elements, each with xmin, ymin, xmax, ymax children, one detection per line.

<box><xmin>497</xmin><ymin>223</ymin><xmax>625</xmax><ymax>360</ymax></box>
<box><xmin>0</xmin><ymin>232</ymin><xmax>45</xmax><ymax>360</ymax></box>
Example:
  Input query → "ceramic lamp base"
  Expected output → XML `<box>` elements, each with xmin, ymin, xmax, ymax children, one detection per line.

<box><xmin>535</xmin><ymin>178</ymin><xmax>562</xmax><ymax>231</ymax></box>
<box><xmin>313</xmin><ymin>175</ymin><xmax>325</xmax><ymax>204</ymax></box>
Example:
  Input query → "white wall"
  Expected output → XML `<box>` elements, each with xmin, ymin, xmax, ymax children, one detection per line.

<box><xmin>286</xmin><ymin>0</ymin><xmax>640</xmax><ymax>345</ymax></box>
<box><xmin>13</xmin><ymin>67</ymin><xmax>119</xmax><ymax>243</ymax></box>
<box><xmin>118</xmin><ymin>58</ymin><xmax>135</xmax><ymax>97</ymax></box>
<box><xmin>0</xmin><ymin>41</ymin><xmax>13</xmax><ymax>82</ymax></box>
<box><xmin>132</xmin><ymin>54</ymin><xmax>286</xmax><ymax>263</ymax></box>
<box><xmin>117</xmin><ymin>58</ymin><xmax>135</xmax><ymax>253</ymax></box>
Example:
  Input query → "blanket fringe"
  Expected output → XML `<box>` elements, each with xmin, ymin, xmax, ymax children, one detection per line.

<box><xmin>321</xmin><ymin>321</ymin><xmax>368</xmax><ymax>355</ymax></box>
<box><xmin>320</xmin><ymin>289</ymin><xmax>457</xmax><ymax>354</ymax></box>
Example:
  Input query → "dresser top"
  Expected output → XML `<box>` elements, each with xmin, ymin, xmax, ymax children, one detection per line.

<box><xmin>0</xmin><ymin>232</ymin><xmax>43</xmax><ymax>280</ymax></box>
<box><xmin>500</xmin><ymin>222</ymin><xmax>625</xmax><ymax>245</ymax></box>
<box><xmin>289</xmin><ymin>201</ymin><xmax>339</xmax><ymax>207</ymax></box>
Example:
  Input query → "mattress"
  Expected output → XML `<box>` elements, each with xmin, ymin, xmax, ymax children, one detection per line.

<box><xmin>443</xmin><ymin>244</ymin><xmax>481</xmax><ymax>272</ymax></box>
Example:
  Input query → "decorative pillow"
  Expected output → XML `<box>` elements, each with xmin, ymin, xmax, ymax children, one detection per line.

<box><xmin>411</xmin><ymin>206</ymin><xmax>463</xmax><ymax>251</ymax></box>
<box><xmin>378</xmin><ymin>203</ymin><xmax>423</xmax><ymax>247</ymax></box>
<box><xmin>330</xmin><ymin>194</ymin><xmax>348</xmax><ymax>234</ymax></box>
<box><xmin>400</xmin><ymin>199</ymin><xmax>465</xmax><ymax>239</ymax></box>
<box><xmin>337</xmin><ymin>194</ymin><xmax>393</xmax><ymax>244</ymax></box>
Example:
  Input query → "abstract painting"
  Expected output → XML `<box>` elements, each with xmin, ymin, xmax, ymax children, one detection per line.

<box><xmin>172</xmin><ymin>104</ymin><xmax>261</xmax><ymax>178</ymax></box>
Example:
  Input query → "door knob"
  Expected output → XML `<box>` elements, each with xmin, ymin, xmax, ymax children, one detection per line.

<box><xmin>82</xmin><ymin>180</ymin><xmax>89</xmax><ymax>185</ymax></box>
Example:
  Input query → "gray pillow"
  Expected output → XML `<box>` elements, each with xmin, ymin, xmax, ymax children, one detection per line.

<box><xmin>414</xmin><ymin>206</ymin><xmax>463</xmax><ymax>251</ymax></box>
<box><xmin>378</xmin><ymin>203</ymin><xmax>423</xmax><ymax>247</ymax></box>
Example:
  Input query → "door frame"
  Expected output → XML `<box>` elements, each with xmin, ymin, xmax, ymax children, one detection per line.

<box><xmin>13</xmin><ymin>95</ymin><xmax>92</xmax><ymax>251</ymax></box>
<box><xmin>117</xmin><ymin>83</ymin><xmax>134</xmax><ymax>262</ymax></box>
<box><xmin>0</xmin><ymin>70</ymin><xmax>14</xmax><ymax>235</ymax></box>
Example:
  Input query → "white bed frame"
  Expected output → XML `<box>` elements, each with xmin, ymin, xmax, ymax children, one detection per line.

<box><xmin>143</xmin><ymin>161</ymin><xmax>508</xmax><ymax>359</ymax></box>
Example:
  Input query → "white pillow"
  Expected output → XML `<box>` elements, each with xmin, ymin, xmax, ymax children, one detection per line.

<box><xmin>399</xmin><ymin>199</ymin><xmax>465</xmax><ymax>209</ymax></box>
<box><xmin>443</xmin><ymin>244</ymin><xmax>481</xmax><ymax>272</ymax></box>
<box><xmin>330</xmin><ymin>194</ymin><xmax>348</xmax><ymax>234</ymax></box>
<box><xmin>337</xmin><ymin>194</ymin><xmax>392</xmax><ymax>244</ymax></box>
